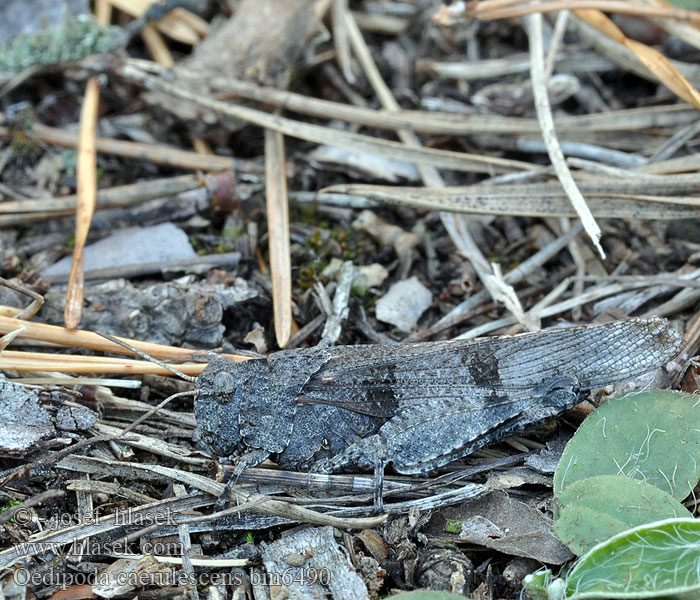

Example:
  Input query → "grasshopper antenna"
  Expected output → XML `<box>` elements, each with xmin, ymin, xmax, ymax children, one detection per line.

<box><xmin>120</xmin><ymin>390</ymin><xmax>194</xmax><ymax>436</ymax></box>
<box><xmin>96</xmin><ymin>331</ymin><xmax>197</xmax><ymax>383</ymax></box>
<box><xmin>96</xmin><ymin>332</ymin><xmax>197</xmax><ymax>440</ymax></box>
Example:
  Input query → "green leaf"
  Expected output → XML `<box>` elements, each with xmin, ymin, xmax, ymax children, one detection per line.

<box><xmin>554</xmin><ymin>391</ymin><xmax>700</xmax><ymax>500</ymax></box>
<box><xmin>564</xmin><ymin>518</ymin><xmax>700</xmax><ymax>599</ymax></box>
<box><xmin>555</xmin><ymin>474</ymin><xmax>692</xmax><ymax>555</ymax></box>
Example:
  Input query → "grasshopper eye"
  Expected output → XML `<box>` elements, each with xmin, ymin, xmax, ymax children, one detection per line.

<box><xmin>542</xmin><ymin>375</ymin><xmax>578</xmax><ymax>394</ymax></box>
<box><xmin>213</xmin><ymin>371</ymin><xmax>236</xmax><ymax>403</ymax></box>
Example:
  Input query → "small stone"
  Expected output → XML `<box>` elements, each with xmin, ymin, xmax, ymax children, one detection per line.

<box><xmin>244</xmin><ymin>325</ymin><xmax>268</xmax><ymax>354</ymax></box>
<box><xmin>375</xmin><ymin>277</ymin><xmax>432</xmax><ymax>332</ymax></box>
<box><xmin>503</xmin><ymin>557</ymin><xmax>540</xmax><ymax>585</ymax></box>
<box><xmin>41</xmin><ymin>223</ymin><xmax>196</xmax><ymax>279</ymax></box>
<box><xmin>355</xmin><ymin>264</ymin><xmax>389</xmax><ymax>289</ymax></box>
<box><xmin>284</xmin><ymin>553</ymin><xmax>306</xmax><ymax>567</ymax></box>
<box><xmin>352</xmin><ymin>210</ymin><xmax>420</xmax><ymax>256</ymax></box>
<box><xmin>323</xmin><ymin>259</ymin><xmax>388</xmax><ymax>289</ymax></box>
<box><xmin>55</xmin><ymin>405</ymin><xmax>98</xmax><ymax>432</ymax></box>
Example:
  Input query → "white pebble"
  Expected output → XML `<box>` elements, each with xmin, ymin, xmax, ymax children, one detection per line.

<box><xmin>375</xmin><ymin>276</ymin><xmax>432</xmax><ymax>332</ymax></box>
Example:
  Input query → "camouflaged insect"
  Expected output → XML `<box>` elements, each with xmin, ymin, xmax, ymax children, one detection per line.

<box><xmin>193</xmin><ymin>318</ymin><xmax>682</xmax><ymax>507</ymax></box>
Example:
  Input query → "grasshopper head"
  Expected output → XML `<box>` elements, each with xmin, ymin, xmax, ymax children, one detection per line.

<box><xmin>193</xmin><ymin>356</ymin><xmax>244</xmax><ymax>458</ymax></box>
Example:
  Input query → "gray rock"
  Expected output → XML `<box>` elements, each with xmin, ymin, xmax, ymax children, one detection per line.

<box><xmin>262</xmin><ymin>526</ymin><xmax>369</xmax><ymax>600</ymax></box>
<box><xmin>43</xmin><ymin>276</ymin><xmax>258</xmax><ymax>348</ymax></box>
<box><xmin>0</xmin><ymin>378</ymin><xmax>52</xmax><ymax>455</ymax></box>
<box><xmin>0</xmin><ymin>378</ymin><xmax>98</xmax><ymax>455</ymax></box>
<box><xmin>55</xmin><ymin>405</ymin><xmax>98</xmax><ymax>432</ymax></box>
<box><xmin>41</xmin><ymin>223</ymin><xmax>196</xmax><ymax>279</ymax></box>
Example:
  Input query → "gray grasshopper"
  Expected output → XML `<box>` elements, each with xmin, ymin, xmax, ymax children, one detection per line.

<box><xmin>193</xmin><ymin>317</ymin><xmax>682</xmax><ymax>509</ymax></box>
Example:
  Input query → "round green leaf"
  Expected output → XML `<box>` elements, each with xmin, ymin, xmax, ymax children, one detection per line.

<box><xmin>554</xmin><ymin>391</ymin><xmax>700</xmax><ymax>500</ymax></box>
<box><xmin>565</xmin><ymin>518</ymin><xmax>700</xmax><ymax>599</ymax></box>
<box><xmin>555</xmin><ymin>474</ymin><xmax>692</xmax><ymax>555</ymax></box>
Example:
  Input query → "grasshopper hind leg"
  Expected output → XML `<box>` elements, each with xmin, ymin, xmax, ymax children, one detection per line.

<box><xmin>312</xmin><ymin>437</ymin><xmax>388</xmax><ymax>513</ymax></box>
<box><xmin>373</xmin><ymin>455</ymin><xmax>385</xmax><ymax>513</ymax></box>
<box><xmin>314</xmin><ymin>377</ymin><xmax>581</xmax><ymax>513</ymax></box>
<box><xmin>216</xmin><ymin>448</ymin><xmax>270</xmax><ymax>507</ymax></box>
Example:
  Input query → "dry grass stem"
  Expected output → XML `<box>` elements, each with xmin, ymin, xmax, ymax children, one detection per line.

<box><xmin>117</xmin><ymin>61</ymin><xmax>535</xmax><ymax>174</ymax></box>
<box><xmin>0</xmin><ymin>349</ymin><xmax>209</xmax><ymax>375</ymax></box>
<box><xmin>442</xmin><ymin>0</ymin><xmax>700</xmax><ymax>25</ymax></box>
<box><xmin>265</xmin><ymin>128</ymin><xmax>293</xmax><ymax>348</ymax></box>
<box><xmin>0</xmin><ymin>315</ymin><xmax>247</xmax><ymax>363</ymax></box>
<box><xmin>575</xmin><ymin>9</ymin><xmax>700</xmax><ymax>109</ymax></box>
<box><xmin>94</xmin><ymin>0</ymin><xmax>113</xmax><ymax>25</ymax></box>
<box><xmin>0</xmin><ymin>123</ymin><xmax>243</xmax><ymax>173</ymax></box>
<box><xmin>528</xmin><ymin>13</ymin><xmax>604</xmax><ymax>258</ymax></box>
<box><xmin>65</xmin><ymin>77</ymin><xmax>99</xmax><ymax>329</ymax></box>
<box><xmin>140</xmin><ymin>23</ymin><xmax>175</xmax><ymax>67</ymax></box>
<box><xmin>106</xmin><ymin>0</ymin><xmax>207</xmax><ymax>44</ymax></box>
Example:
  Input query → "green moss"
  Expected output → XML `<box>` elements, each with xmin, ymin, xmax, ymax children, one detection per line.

<box><xmin>0</xmin><ymin>14</ymin><xmax>121</xmax><ymax>72</ymax></box>
<box><xmin>330</xmin><ymin>226</ymin><xmax>375</xmax><ymax>262</ymax></box>
<box><xmin>294</xmin><ymin>225</ymin><xmax>377</xmax><ymax>290</ymax></box>
<box><xmin>444</xmin><ymin>518</ymin><xmax>464</xmax><ymax>534</ymax></box>
<box><xmin>0</xmin><ymin>499</ymin><xmax>22</xmax><ymax>523</ymax></box>
<box><xmin>292</xmin><ymin>201</ymin><xmax>329</xmax><ymax>229</ymax></box>
<box><xmin>10</xmin><ymin>131</ymin><xmax>41</xmax><ymax>161</ymax></box>
<box><xmin>0</xmin><ymin>499</ymin><xmax>21</xmax><ymax>512</ymax></box>
<box><xmin>306</xmin><ymin>229</ymin><xmax>324</xmax><ymax>251</ymax></box>
<box><xmin>297</xmin><ymin>259</ymin><xmax>326</xmax><ymax>289</ymax></box>
<box><xmin>351</xmin><ymin>283</ymin><xmax>367</xmax><ymax>297</ymax></box>
<box><xmin>222</xmin><ymin>224</ymin><xmax>243</xmax><ymax>243</ymax></box>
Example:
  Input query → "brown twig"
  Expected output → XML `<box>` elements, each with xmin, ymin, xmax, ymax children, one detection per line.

<box><xmin>332</xmin><ymin>0</ymin><xmax>355</xmax><ymax>83</ymax></box>
<box><xmin>0</xmin><ymin>123</ymin><xmax>258</xmax><ymax>174</ymax></box>
<box><xmin>0</xmin><ymin>434</ymin><xmax>137</xmax><ymax>488</ymax></box>
<box><xmin>114</xmin><ymin>60</ymin><xmax>534</xmax><ymax>174</ymax></box>
<box><xmin>42</xmin><ymin>252</ymin><xmax>241</xmax><ymax>283</ymax></box>
<box><xmin>65</xmin><ymin>77</ymin><xmax>99</xmax><ymax>330</ymax></box>
<box><xmin>0</xmin><ymin>277</ymin><xmax>43</xmax><ymax>320</ymax></box>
